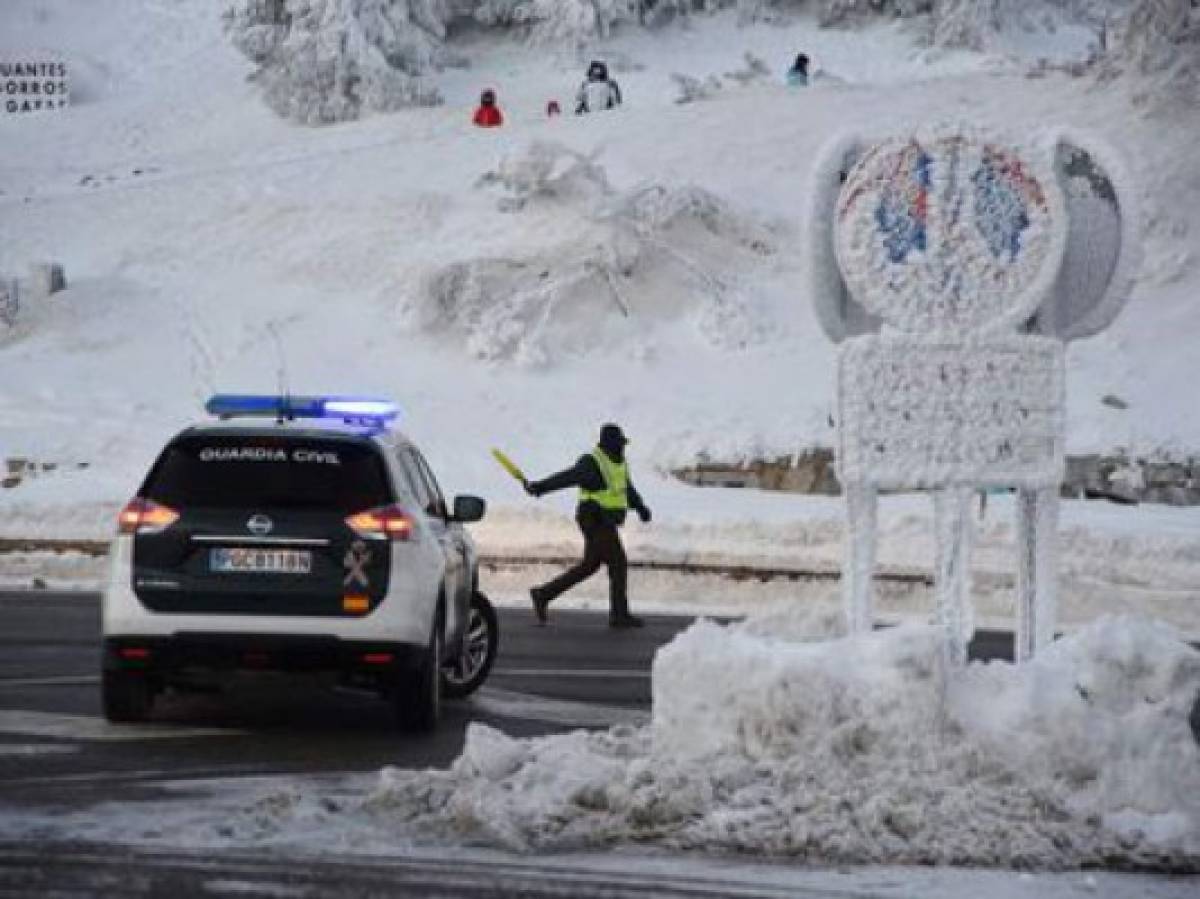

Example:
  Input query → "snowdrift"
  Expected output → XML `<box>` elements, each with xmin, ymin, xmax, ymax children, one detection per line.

<box><xmin>398</xmin><ymin>141</ymin><xmax>779</xmax><ymax>363</ymax></box>
<box><xmin>201</xmin><ymin>612</ymin><xmax>1200</xmax><ymax>870</ymax></box>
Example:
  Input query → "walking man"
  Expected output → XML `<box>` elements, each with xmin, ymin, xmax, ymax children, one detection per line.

<box><xmin>525</xmin><ymin>424</ymin><xmax>651</xmax><ymax>628</ymax></box>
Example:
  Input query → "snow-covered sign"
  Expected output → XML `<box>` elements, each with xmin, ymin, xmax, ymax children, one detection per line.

<box><xmin>811</xmin><ymin>126</ymin><xmax>1140</xmax><ymax>665</ymax></box>
<box><xmin>838</xmin><ymin>337</ymin><xmax>1064</xmax><ymax>490</ymax></box>
<box><xmin>1</xmin><ymin>57</ymin><xmax>69</xmax><ymax>115</ymax></box>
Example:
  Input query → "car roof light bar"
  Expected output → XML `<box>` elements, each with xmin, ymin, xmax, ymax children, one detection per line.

<box><xmin>205</xmin><ymin>394</ymin><xmax>399</xmax><ymax>426</ymax></box>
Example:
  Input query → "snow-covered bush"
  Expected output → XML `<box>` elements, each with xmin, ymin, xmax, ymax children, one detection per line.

<box><xmin>723</xmin><ymin>50</ymin><xmax>771</xmax><ymax>84</ymax></box>
<box><xmin>476</xmin><ymin>140</ymin><xmax>612</xmax><ymax>210</ymax></box>
<box><xmin>473</xmin><ymin>0</ymin><xmax>640</xmax><ymax>45</ymax></box>
<box><xmin>223</xmin><ymin>0</ymin><xmax>449</xmax><ymax>124</ymax></box>
<box><xmin>1113</xmin><ymin>0</ymin><xmax>1200</xmax><ymax>102</ymax></box>
<box><xmin>672</xmin><ymin>52</ymin><xmax>770</xmax><ymax>102</ymax></box>
<box><xmin>670</xmin><ymin>71</ymin><xmax>723</xmax><ymax>103</ymax></box>
<box><xmin>929</xmin><ymin>0</ymin><xmax>1002</xmax><ymax>48</ymax></box>
<box><xmin>402</xmin><ymin>144</ymin><xmax>775</xmax><ymax>362</ymax></box>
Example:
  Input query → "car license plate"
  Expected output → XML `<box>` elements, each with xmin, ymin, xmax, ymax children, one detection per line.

<box><xmin>210</xmin><ymin>548</ymin><xmax>312</xmax><ymax>575</ymax></box>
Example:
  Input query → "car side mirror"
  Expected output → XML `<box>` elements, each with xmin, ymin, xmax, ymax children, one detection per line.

<box><xmin>452</xmin><ymin>495</ymin><xmax>486</xmax><ymax>523</ymax></box>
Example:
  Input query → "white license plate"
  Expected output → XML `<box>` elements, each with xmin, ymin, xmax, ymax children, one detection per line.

<box><xmin>210</xmin><ymin>548</ymin><xmax>312</xmax><ymax>575</ymax></box>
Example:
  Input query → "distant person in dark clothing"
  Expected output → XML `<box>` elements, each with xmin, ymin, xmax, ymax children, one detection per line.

<box><xmin>787</xmin><ymin>53</ymin><xmax>810</xmax><ymax>87</ymax></box>
<box><xmin>576</xmin><ymin>60</ymin><xmax>622</xmax><ymax>114</ymax></box>
<box><xmin>473</xmin><ymin>89</ymin><xmax>503</xmax><ymax>127</ymax></box>
<box><xmin>525</xmin><ymin>424</ymin><xmax>651</xmax><ymax>628</ymax></box>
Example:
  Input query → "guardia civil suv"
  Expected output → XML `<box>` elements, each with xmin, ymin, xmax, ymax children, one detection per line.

<box><xmin>102</xmin><ymin>395</ymin><xmax>498</xmax><ymax>731</ymax></box>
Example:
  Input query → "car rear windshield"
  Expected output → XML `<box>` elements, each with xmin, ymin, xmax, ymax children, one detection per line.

<box><xmin>142</xmin><ymin>435</ymin><xmax>392</xmax><ymax>512</ymax></box>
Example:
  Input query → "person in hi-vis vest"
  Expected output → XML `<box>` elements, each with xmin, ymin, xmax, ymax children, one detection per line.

<box><xmin>525</xmin><ymin>424</ymin><xmax>651</xmax><ymax>628</ymax></box>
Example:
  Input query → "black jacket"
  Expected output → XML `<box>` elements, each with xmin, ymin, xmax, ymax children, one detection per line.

<box><xmin>530</xmin><ymin>451</ymin><xmax>647</xmax><ymax>526</ymax></box>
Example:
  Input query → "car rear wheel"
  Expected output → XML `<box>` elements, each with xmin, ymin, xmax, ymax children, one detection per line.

<box><xmin>441</xmin><ymin>592</ymin><xmax>499</xmax><ymax>699</ymax></box>
<box><xmin>102</xmin><ymin>669</ymin><xmax>154</xmax><ymax>723</ymax></box>
<box><xmin>395</xmin><ymin>621</ymin><xmax>441</xmax><ymax>733</ymax></box>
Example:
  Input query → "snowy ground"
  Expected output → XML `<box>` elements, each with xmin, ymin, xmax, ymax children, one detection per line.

<box><xmin>2</xmin><ymin>1</ymin><xmax>1199</xmax><ymax>890</ymax></box>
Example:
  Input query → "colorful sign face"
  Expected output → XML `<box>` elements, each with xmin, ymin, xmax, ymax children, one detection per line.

<box><xmin>835</xmin><ymin>133</ymin><xmax>1064</xmax><ymax>336</ymax></box>
<box><xmin>1</xmin><ymin>58</ymin><xmax>69</xmax><ymax>115</ymax></box>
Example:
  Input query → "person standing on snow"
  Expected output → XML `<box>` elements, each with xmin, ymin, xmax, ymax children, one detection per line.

<box><xmin>786</xmin><ymin>53</ymin><xmax>810</xmax><ymax>87</ymax></box>
<box><xmin>576</xmin><ymin>60</ymin><xmax>622</xmax><ymax>114</ymax></box>
<box><xmin>525</xmin><ymin>424</ymin><xmax>651</xmax><ymax>628</ymax></box>
<box><xmin>473</xmin><ymin>89</ymin><xmax>503</xmax><ymax>127</ymax></box>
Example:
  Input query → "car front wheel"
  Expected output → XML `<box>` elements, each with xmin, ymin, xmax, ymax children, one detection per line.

<box><xmin>441</xmin><ymin>591</ymin><xmax>499</xmax><ymax>699</ymax></box>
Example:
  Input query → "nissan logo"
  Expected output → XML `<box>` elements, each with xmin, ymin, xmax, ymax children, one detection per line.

<box><xmin>247</xmin><ymin>514</ymin><xmax>273</xmax><ymax>536</ymax></box>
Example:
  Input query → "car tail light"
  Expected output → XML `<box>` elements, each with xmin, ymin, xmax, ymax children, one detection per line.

<box><xmin>118</xmin><ymin>498</ymin><xmax>180</xmax><ymax>535</ymax></box>
<box><xmin>345</xmin><ymin>504</ymin><xmax>414</xmax><ymax>541</ymax></box>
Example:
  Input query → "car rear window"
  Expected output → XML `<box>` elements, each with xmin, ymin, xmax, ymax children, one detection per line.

<box><xmin>142</xmin><ymin>435</ymin><xmax>392</xmax><ymax>512</ymax></box>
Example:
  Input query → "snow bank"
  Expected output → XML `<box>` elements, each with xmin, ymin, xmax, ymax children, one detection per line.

<box><xmin>399</xmin><ymin>141</ymin><xmax>777</xmax><ymax>363</ymax></box>
<box><xmin>349</xmin><ymin>612</ymin><xmax>1200</xmax><ymax>868</ymax></box>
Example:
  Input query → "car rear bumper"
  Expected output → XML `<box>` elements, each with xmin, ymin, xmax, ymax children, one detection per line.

<box><xmin>103</xmin><ymin>535</ymin><xmax>439</xmax><ymax>647</ymax></box>
<box><xmin>103</xmin><ymin>634</ymin><xmax>426</xmax><ymax>677</ymax></box>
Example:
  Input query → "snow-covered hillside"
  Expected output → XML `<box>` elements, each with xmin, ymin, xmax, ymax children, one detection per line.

<box><xmin>2</xmin><ymin>3</ymin><xmax>1200</xmax><ymax>882</ymax></box>
<box><xmin>0</xmin><ymin>0</ymin><xmax>1196</xmax><ymax>540</ymax></box>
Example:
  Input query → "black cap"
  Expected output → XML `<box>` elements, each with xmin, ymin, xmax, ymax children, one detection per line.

<box><xmin>599</xmin><ymin>423</ymin><xmax>628</xmax><ymax>446</ymax></box>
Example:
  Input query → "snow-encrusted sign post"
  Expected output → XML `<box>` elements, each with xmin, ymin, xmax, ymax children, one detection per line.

<box><xmin>810</xmin><ymin>127</ymin><xmax>1140</xmax><ymax>665</ymax></box>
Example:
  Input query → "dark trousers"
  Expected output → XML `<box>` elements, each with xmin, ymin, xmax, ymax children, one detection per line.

<box><xmin>537</xmin><ymin>515</ymin><xmax>628</xmax><ymax>617</ymax></box>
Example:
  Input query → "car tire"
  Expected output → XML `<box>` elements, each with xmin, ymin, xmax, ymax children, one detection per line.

<box><xmin>441</xmin><ymin>592</ymin><xmax>499</xmax><ymax>699</ymax></box>
<box><xmin>395</xmin><ymin>620</ymin><xmax>442</xmax><ymax>733</ymax></box>
<box><xmin>102</xmin><ymin>669</ymin><xmax>154</xmax><ymax>723</ymax></box>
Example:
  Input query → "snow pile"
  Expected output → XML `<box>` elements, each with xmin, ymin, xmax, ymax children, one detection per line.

<box><xmin>223</xmin><ymin>0</ymin><xmax>448</xmax><ymax>123</ymax></box>
<box><xmin>670</xmin><ymin>52</ymin><xmax>772</xmax><ymax>103</ymax></box>
<box><xmin>325</xmin><ymin>612</ymin><xmax>1200</xmax><ymax>867</ymax></box>
<box><xmin>400</xmin><ymin>141</ymin><xmax>777</xmax><ymax>363</ymax></box>
<box><xmin>476</xmin><ymin>140</ymin><xmax>613</xmax><ymax>211</ymax></box>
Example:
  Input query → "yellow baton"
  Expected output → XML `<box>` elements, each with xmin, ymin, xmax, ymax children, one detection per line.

<box><xmin>491</xmin><ymin>448</ymin><xmax>527</xmax><ymax>484</ymax></box>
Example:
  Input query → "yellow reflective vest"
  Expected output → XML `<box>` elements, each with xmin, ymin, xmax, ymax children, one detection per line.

<box><xmin>579</xmin><ymin>448</ymin><xmax>628</xmax><ymax>511</ymax></box>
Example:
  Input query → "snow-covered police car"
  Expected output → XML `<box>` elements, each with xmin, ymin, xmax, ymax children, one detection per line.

<box><xmin>102</xmin><ymin>395</ymin><xmax>497</xmax><ymax>731</ymax></box>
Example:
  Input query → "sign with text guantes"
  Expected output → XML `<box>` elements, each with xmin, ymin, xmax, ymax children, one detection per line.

<box><xmin>2</xmin><ymin>57</ymin><xmax>69</xmax><ymax>115</ymax></box>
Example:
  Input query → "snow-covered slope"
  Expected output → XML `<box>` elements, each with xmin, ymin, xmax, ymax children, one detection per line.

<box><xmin>0</xmin><ymin>0</ymin><xmax>1197</xmax><ymax>535</ymax></box>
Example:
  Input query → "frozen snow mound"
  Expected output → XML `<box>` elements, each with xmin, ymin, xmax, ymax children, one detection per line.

<box><xmin>349</xmin><ymin>612</ymin><xmax>1200</xmax><ymax>867</ymax></box>
<box><xmin>399</xmin><ymin>142</ymin><xmax>779</xmax><ymax>364</ymax></box>
<box><xmin>223</xmin><ymin>0</ymin><xmax>447</xmax><ymax>124</ymax></box>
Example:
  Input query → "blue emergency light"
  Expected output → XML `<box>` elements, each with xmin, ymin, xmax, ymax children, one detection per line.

<box><xmin>205</xmin><ymin>394</ymin><xmax>399</xmax><ymax>427</ymax></box>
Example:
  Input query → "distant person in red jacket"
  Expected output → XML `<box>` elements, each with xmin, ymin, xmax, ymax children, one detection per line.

<box><xmin>473</xmin><ymin>89</ymin><xmax>503</xmax><ymax>127</ymax></box>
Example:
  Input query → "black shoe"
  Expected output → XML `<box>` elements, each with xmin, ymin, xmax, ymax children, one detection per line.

<box><xmin>608</xmin><ymin>613</ymin><xmax>644</xmax><ymax>629</ymax></box>
<box><xmin>530</xmin><ymin>587</ymin><xmax>550</xmax><ymax>625</ymax></box>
